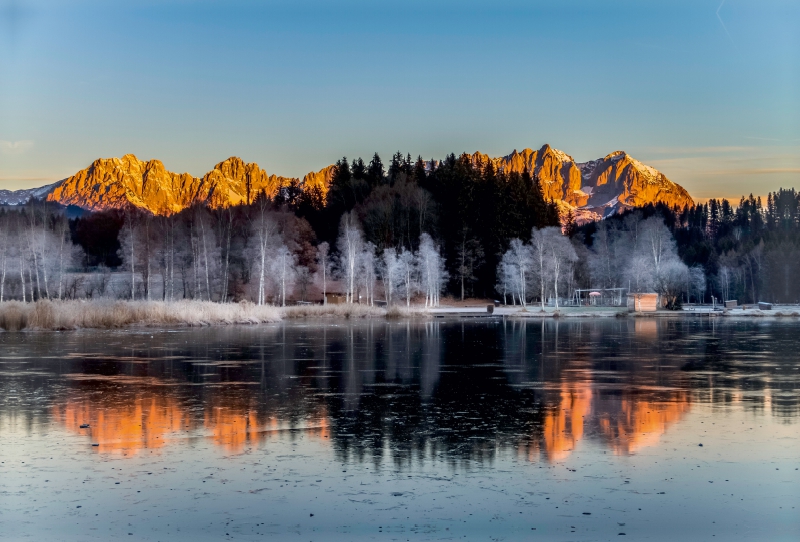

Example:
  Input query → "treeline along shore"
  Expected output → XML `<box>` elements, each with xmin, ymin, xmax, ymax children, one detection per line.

<box><xmin>2</xmin><ymin>151</ymin><xmax>800</xmax><ymax>315</ymax></box>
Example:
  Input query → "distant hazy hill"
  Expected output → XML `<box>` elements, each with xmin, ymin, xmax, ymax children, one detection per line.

<box><xmin>0</xmin><ymin>145</ymin><xmax>692</xmax><ymax>218</ymax></box>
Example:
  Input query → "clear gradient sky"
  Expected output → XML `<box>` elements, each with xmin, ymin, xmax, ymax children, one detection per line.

<box><xmin>1</xmin><ymin>0</ymin><xmax>798</xmax><ymax>200</ymax></box>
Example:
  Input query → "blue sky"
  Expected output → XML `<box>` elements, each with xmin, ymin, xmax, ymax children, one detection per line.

<box><xmin>1</xmin><ymin>0</ymin><xmax>798</xmax><ymax>199</ymax></box>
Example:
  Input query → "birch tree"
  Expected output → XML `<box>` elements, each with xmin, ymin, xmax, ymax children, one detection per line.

<box><xmin>316</xmin><ymin>241</ymin><xmax>330</xmax><ymax>304</ymax></box>
<box><xmin>398</xmin><ymin>247</ymin><xmax>416</xmax><ymax>307</ymax></box>
<box><xmin>500</xmin><ymin>238</ymin><xmax>531</xmax><ymax>308</ymax></box>
<box><xmin>250</xmin><ymin>200</ymin><xmax>278</xmax><ymax>305</ymax></box>
<box><xmin>337</xmin><ymin>212</ymin><xmax>363</xmax><ymax>304</ymax></box>
<box><xmin>544</xmin><ymin>228</ymin><xmax>578</xmax><ymax>309</ymax></box>
<box><xmin>359</xmin><ymin>243</ymin><xmax>377</xmax><ymax>306</ymax></box>
<box><xmin>271</xmin><ymin>243</ymin><xmax>296</xmax><ymax>306</ymax></box>
<box><xmin>119</xmin><ymin>211</ymin><xmax>138</xmax><ymax>300</ymax></box>
<box><xmin>416</xmin><ymin>233</ymin><xmax>447</xmax><ymax>307</ymax></box>
<box><xmin>380</xmin><ymin>247</ymin><xmax>402</xmax><ymax>305</ymax></box>
<box><xmin>217</xmin><ymin>208</ymin><xmax>235</xmax><ymax>302</ymax></box>
<box><xmin>530</xmin><ymin>228</ymin><xmax>549</xmax><ymax>310</ymax></box>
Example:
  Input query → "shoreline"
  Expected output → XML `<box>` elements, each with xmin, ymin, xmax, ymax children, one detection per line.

<box><xmin>1</xmin><ymin>300</ymin><xmax>799</xmax><ymax>332</ymax></box>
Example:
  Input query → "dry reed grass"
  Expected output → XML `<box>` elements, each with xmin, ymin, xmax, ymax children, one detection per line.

<box><xmin>0</xmin><ymin>300</ymin><xmax>433</xmax><ymax>331</ymax></box>
<box><xmin>281</xmin><ymin>303</ymin><xmax>429</xmax><ymax>319</ymax></box>
<box><xmin>0</xmin><ymin>300</ymin><xmax>282</xmax><ymax>331</ymax></box>
<box><xmin>282</xmin><ymin>304</ymin><xmax>387</xmax><ymax>319</ymax></box>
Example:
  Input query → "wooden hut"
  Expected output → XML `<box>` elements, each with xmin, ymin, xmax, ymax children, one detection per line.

<box><xmin>324</xmin><ymin>292</ymin><xmax>346</xmax><ymax>305</ymax></box>
<box><xmin>627</xmin><ymin>293</ymin><xmax>658</xmax><ymax>313</ymax></box>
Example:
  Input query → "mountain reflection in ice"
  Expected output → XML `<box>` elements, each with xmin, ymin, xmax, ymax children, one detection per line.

<box><xmin>4</xmin><ymin>318</ymin><xmax>795</xmax><ymax>464</ymax></box>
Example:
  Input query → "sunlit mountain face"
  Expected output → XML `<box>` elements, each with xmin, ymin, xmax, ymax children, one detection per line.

<box><xmin>0</xmin><ymin>145</ymin><xmax>692</xmax><ymax>219</ymax></box>
<box><xmin>6</xmin><ymin>319</ymin><xmax>794</xmax><ymax>465</ymax></box>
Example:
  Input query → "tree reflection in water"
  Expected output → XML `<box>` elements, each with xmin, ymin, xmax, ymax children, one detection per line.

<box><xmin>3</xmin><ymin>318</ymin><xmax>797</xmax><ymax>463</ymax></box>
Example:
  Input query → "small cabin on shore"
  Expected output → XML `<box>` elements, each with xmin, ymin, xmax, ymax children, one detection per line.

<box><xmin>324</xmin><ymin>292</ymin><xmax>346</xmax><ymax>305</ymax></box>
<box><xmin>627</xmin><ymin>293</ymin><xmax>658</xmax><ymax>312</ymax></box>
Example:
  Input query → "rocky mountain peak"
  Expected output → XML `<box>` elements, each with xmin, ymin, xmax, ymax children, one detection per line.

<box><xmin>0</xmin><ymin>146</ymin><xmax>693</xmax><ymax>222</ymax></box>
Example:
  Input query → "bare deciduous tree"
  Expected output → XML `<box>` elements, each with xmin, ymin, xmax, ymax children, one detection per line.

<box><xmin>337</xmin><ymin>212</ymin><xmax>364</xmax><ymax>304</ymax></box>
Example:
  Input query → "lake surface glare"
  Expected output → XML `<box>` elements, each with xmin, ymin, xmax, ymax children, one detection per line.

<box><xmin>2</xmin><ymin>318</ymin><xmax>799</xmax><ymax>541</ymax></box>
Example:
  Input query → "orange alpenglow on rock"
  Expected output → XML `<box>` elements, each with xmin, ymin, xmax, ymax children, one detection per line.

<box><xmin>1</xmin><ymin>144</ymin><xmax>692</xmax><ymax>220</ymax></box>
<box><xmin>46</xmin><ymin>154</ymin><xmax>334</xmax><ymax>215</ymax></box>
<box><xmin>470</xmin><ymin>144</ymin><xmax>694</xmax><ymax>224</ymax></box>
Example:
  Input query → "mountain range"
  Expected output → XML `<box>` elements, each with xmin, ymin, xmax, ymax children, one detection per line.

<box><xmin>0</xmin><ymin>145</ymin><xmax>693</xmax><ymax>219</ymax></box>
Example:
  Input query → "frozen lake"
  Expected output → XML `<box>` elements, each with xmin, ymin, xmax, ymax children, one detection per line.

<box><xmin>2</xmin><ymin>318</ymin><xmax>799</xmax><ymax>540</ymax></box>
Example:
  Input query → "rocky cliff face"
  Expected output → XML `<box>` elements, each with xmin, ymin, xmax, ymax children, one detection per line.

<box><xmin>39</xmin><ymin>155</ymin><xmax>326</xmax><ymax>215</ymax></box>
<box><xmin>471</xmin><ymin>144</ymin><xmax>693</xmax><ymax>222</ymax></box>
<box><xmin>1</xmin><ymin>146</ymin><xmax>692</xmax><ymax>220</ymax></box>
<box><xmin>301</xmin><ymin>164</ymin><xmax>336</xmax><ymax>194</ymax></box>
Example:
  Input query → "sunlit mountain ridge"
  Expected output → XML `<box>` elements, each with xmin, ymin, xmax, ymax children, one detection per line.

<box><xmin>0</xmin><ymin>145</ymin><xmax>692</xmax><ymax>219</ymax></box>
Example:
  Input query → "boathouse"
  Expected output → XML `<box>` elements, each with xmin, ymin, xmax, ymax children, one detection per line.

<box><xmin>627</xmin><ymin>293</ymin><xmax>658</xmax><ymax>312</ymax></box>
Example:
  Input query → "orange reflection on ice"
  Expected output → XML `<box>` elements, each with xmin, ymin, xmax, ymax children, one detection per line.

<box><xmin>54</xmin><ymin>393</ymin><xmax>192</xmax><ymax>455</ymax></box>
<box><xmin>541</xmin><ymin>382</ymin><xmax>593</xmax><ymax>461</ymax></box>
<box><xmin>597</xmin><ymin>394</ymin><xmax>690</xmax><ymax>455</ymax></box>
<box><xmin>54</xmin><ymin>379</ymin><xmax>334</xmax><ymax>456</ymax></box>
<box><xmin>518</xmin><ymin>380</ymin><xmax>691</xmax><ymax>462</ymax></box>
<box><xmin>204</xmin><ymin>406</ymin><xmax>264</xmax><ymax>453</ymax></box>
<box><xmin>204</xmin><ymin>405</ymin><xmax>332</xmax><ymax>453</ymax></box>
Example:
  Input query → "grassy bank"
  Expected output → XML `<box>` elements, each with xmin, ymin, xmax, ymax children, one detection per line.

<box><xmin>0</xmin><ymin>300</ymin><xmax>282</xmax><ymax>331</ymax></box>
<box><xmin>0</xmin><ymin>300</ymin><xmax>433</xmax><ymax>331</ymax></box>
<box><xmin>281</xmin><ymin>304</ymin><xmax>427</xmax><ymax>319</ymax></box>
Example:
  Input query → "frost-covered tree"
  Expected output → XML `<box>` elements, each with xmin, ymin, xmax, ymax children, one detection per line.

<box><xmin>529</xmin><ymin>228</ymin><xmax>549</xmax><ymax>310</ymax></box>
<box><xmin>359</xmin><ymin>242</ymin><xmax>377</xmax><ymax>306</ymax></box>
<box><xmin>654</xmin><ymin>259</ymin><xmax>689</xmax><ymax>309</ymax></box>
<box><xmin>380</xmin><ymin>247</ymin><xmax>402</xmax><ymax>305</ymax></box>
<box><xmin>625</xmin><ymin>216</ymin><xmax>688</xmax><ymax>308</ymax></box>
<box><xmin>544</xmin><ymin>228</ymin><xmax>578</xmax><ymax>310</ymax></box>
<box><xmin>216</xmin><ymin>208</ymin><xmax>235</xmax><ymax>302</ymax></box>
<box><xmin>249</xmin><ymin>199</ymin><xmax>278</xmax><ymax>306</ymax></box>
<box><xmin>500</xmin><ymin>238</ymin><xmax>531</xmax><ymax>308</ymax></box>
<box><xmin>496</xmin><ymin>255</ymin><xmax>515</xmax><ymax>305</ymax></box>
<box><xmin>689</xmin><ymin>265</ymin><xmax>707</xmax><ymax>303</ymax></box>
<box><xmin>316</xmin><ymin>241</ymin><xmax>330</xmax><ymax>304</ymax></box>
<box><xmin>118</xmin><ymin>211</ymin><xmax>139</xmax><ymax>300</ymax></box>
<box><xmin>416</xmin><ymin>233</ymin><xmax>447</xmax><ymax>307</ymax></box>
<box><xmin>271</xmin><ymin>243</ymin><xmax>296</xmax><ymax>307</ymax></box>
<box><xmin>192</xmin><ymin>208</ymin><xmax>217</xmax><ymax>301</ymax></box>
<box><xmin>519</xmin><ymin>227</ymin><xmax>578</xmax><ymax>309</ymax></box>
<box><xmin>118</xmin><ymin>213</ymin><xmax>157</xmax><ymax>300</ymax></box>
<box><xmin>398</xmin><ymin>247</ymin><xmax>416</xmax><ymax>307</ymax></box>
<box><xmin>337</xmin><ymin>212</ymin><xmax>364</xmax><ymax>304</ymax></box>
<box><xmin>640</xmin><ymin>217</ymin><xmax>673</xmax><ymax>278</ymax></box>
<box><xmin>588</xmin><ymin>220</ymin><xmax>627</xmax><ymax>289</ymax></box>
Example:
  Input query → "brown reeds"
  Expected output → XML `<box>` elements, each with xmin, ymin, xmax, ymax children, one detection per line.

<box><xmin>0</xmin><ymin>300</ymin><xmax>434</xmax><ymax>331</ymax></box>
<box><xmin>0</xmin><ymin>300</ymin><xmax>282</xmax><ymax>331</ymax></box>
<box><xmin>282</xmin><ymin>304</ymin><xmax>385</xmax><ymax>319</ymax></box>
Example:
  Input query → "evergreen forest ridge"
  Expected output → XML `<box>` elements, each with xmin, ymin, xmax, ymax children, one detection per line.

<box><xmin>0</xmin><ymin>144</ymin><xmax>693</xmax><ymax>219</ymax></box>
